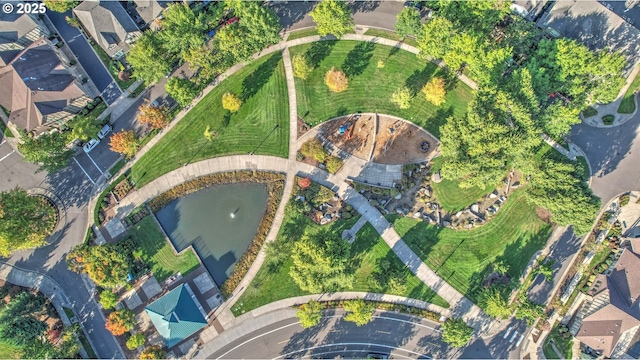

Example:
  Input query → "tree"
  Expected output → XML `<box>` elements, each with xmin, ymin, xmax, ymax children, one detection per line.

<box><xmin>65</xmin><ymin>16</ymin><xmax>80</xmax><ymax>28</ymax></box>
<box><xmin>391</xmin><ymin>86</ymin><xmax>412</xmax><ymax>109</ymax></box>
<box><xmin>127</xmin><ymin>31</ymin><xmax>174</xmax><ymax>84</ymax></box>
<box><xmin>157</xmin><ymin>3</ymin><xmax>210</xmax><ymax>56</ymax></box>
<box><xmin>289</xmin><ymin>231</ymin><xmax>353</xmax><ymax>293</ymax></box>
<box><xmin>183</xmin><ymin>46</ymin><xmax>225</xmax><ymax>84</ymax></box>
<box><xmin>67</xmin><ymin>244</ymin><xmax>131</xmax><ymax>288</ymax></box>
<box><xmin>515</xmin><ymin>298</ymin><xmax>545</xmax><ymax>325</ymax></box>
<box><xmin>534</xmin><ymin>256</ymin><xmax>555</xmax><ymax>282</ymax></box>
<box><xmin>165</xmin><ymin>77</ymin><xmax>199</xmax><ymax>108</ymax></box>
<box><xmin>222</xmin><ymin>93</ymin><xmax>242</xmax><ymax>112</ymax></box>
<box><xmin>203</xmin><ymin>125</ymin><xmax>217</xmax><ymax>141</ymax></box>
<box><xmin>300</xmin><ymin>138</ymin><xmax>327</xmax><ymax>162</ymax></box>
<box><xmin>442</xmin><ymin>32</ymin><xmax>479</xmax><ymax>72</ymax></box>
<box><xmin>396</xmin><ymin>7</ymin><xmax>421</xmax><ymax>38</ymax></box>
<box><xmin>137</xmin><ymin>104</ymin><xmax>169</xmax><ymax>130</ymax></box>
<box><xmin>140</xmin><ymin>345</ymin><xmax>166</xmax><ymax>359</ymax></box>
<box><xmin>416</xmin><ymin>17</ymin><xmax>454</xmax><ymax>60</ymax></box>
<box><xmin>43</xmin><ymin>0</ymin><xmax>79</xmax><ymax>13</ymax></box>
<box><xmin>324</xmin><ymin>67</ymin><xmax>349</xmax><ymax>93</ymax></box>
<box><xmin>126</xmin><ymin>333</ymin><xmax>146</xmax><ymax>350</ymax></box>
<box><xmin>298</xmin><ymin>177</ymin><xmax>312</xmax><ymax>190</ymax></box>
<box><xmin>493</xmin><ymin>261</ymin><xmax>509</xmax><ymax>275</ymax></box>
<box><xmin>325</xmin><ymin>156</ymin><xmax>343</xmax><ymax>174</ymax></box>
<box><xmin>292</xmin><ymin>53</ymin><xmax>313</xmax><ymax>80</ymax></box>
<box><xmin>18</xmin><ymin>130</ymin><xmax>73</xmax><ymax>173</ymax></box>
<box><xmin>0</xmin><ymin>188</ymin><xmax>55</xmax><ymax>257</ymax></box>
<box><xmin>310</xmin><ymin>0</ymin><xmax>354</xmax><ymax>38</ymax></box>
<box><xmin>99</xmin><ymin>290</ymin><xmax>118</xmax><ymax>309</ymax></box>
<box><xmin>109</xmin><ymin>130</ymin><xmax>139</xmax><ymax>159</ymax></box>
<box><xmin>105</xmin><ymin>309</ymin><xmax>136</xmax><ymax>336</ymax></box>
<box><xmin>479</xmin><ymin>287</ymin><xmax>512</xmax><ymax>319</ymax></box>
<box><xmin>343</xmin><ymin>298</ymin><xmax>374</xmax><ymax>326</ymax></box>
<box><xmin>538</xmin><ymin>101</ymin><xmax>581</xmax><ymax>139</ymax></box>
<box><xmin>69</xmin><ymin>115</ymin><xmax>101</xmax><ymax>142</ymax></box>
<box><xmin>0</xmin><ymin>292</ymin><xmax>50</xmax><ymax>350</ymax></box>
<box><xmin>296</xmin><ymin>300</ymin><xmax>324</xmax><ymax>328</ymax></box>
<box><xmin>422</xmin><ymin>77</ymin><xmax>447</xmax><ymax>106</ymax></box>
<box><xmin>441</xmin><ymin>318</ymin><xmax>473</xmax><ymax>348</ymax></box>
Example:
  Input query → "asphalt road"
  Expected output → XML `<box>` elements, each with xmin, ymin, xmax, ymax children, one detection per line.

<box><xmin>46</xmin><ymin>10</ymin><xmax>122</xmax><ymax>105</ymax></box>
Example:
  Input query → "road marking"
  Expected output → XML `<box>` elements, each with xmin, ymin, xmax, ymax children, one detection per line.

<box><xmin>0</xmin><ymin>149</ymin><xmax>15</xmax><ymax>162</ymax></box>
<box><xmin>85</xmin><ymin>152</ymin><xmax>104</xmax><ymax>174</ymax></box>
<box><xmin>274</xmin><ymin>343</ymin><xmax>428</xmax><ymax>359</ymax></box>
<box><xmin>0</xmin><ymin>139</ymin><xmax>5</xmax><ymax>145</ymax></box>
<box><xmin>215</xmin><ymin>321</ymin><xmax>300</xmax><ymax>359</ymax></box>
<box><xmin>277</xmin><ymin>339</ymin><xmax>289</xmax><ymax>345</ymax></box>
<box><xmin>503</xmin><ymin>326</ymin><xmax>512</xmax><ymax>339</ymax></box>
<box><xmin>509</xmin><ymin>330</ymin><xmax>518</xmax><ymax>343</ymax></box>
<box><xmin>73</xmin><ymin>157</ymin><xmax>96</xmax><ymax>185</ymax></box>
<box><xmin>377</xmin><ymin>330</ymin><xmax>391</xmax><ymax>334</ymax></box>
<box><xmin>515</xmin><ymin>334</ymin><xmax>524</xmax><ymax>347</ymax></box>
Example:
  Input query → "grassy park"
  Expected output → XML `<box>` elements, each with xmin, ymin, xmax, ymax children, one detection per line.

<box><xmin>392</xmin><ymin>190</ymin><xmax>552</xmax><ymax>301</ymax></box>
<box><xmin>129</xmin><ymin>216</ymin><xmax>200</xmax><ymax>282</ymax></box>
<box><xmin>232</xmin><ymin>206</ymin><xmax>449</xmax><ymax>316</ymax></box>
<box><xmin>430</xmin><ymin>157</ymin><xmax>496</xmax><ymax>212</ymax></box>
<box><xmin>617</xmin><ymin>67</ymin><xmax>640</xmax><ymax>114</ymax></box>
<box><xmin>130</xmin><ymin>53</ymin><xmax>289</xmax><ymax>187</ymax></box>
<box><xmin>363</xmin><ymin>28</ymin><xmax>419</xmax><ymax>47</ymax></box>
<box><xmin>291</xmin><ymin>40</ymin><xmax>473</xmax><ymax>137</ymax></box>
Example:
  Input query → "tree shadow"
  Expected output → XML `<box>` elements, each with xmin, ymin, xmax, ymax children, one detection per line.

<box><xmin>268</xmin><ymin>1</ymin><xmax>316</xmax><ymax>30</ymax></box>
<box><xmin>425</xmin><ymin>106</ymin><xmax>454</xmax><ymax>139</ymax></box>
<box><xmin>388</xmin><ymin>44</ymin><xmax>401</xmax><ymax>58</ymax></box>
<box><xmin>280</xmin><ymin>308</ymin><xmax>336</xmax><ymax>357</ymax></box>
<box><xmin>405</xmin><ymin>65</ymin><xmax>438</xmax><ymax>96</ymax></box>
<box><xmin>334</xmin><ymin>106</ymin><xmax>348</xmax><ymax>118</ymax></box>
<box><xmin>350</xmin><ymin>1</ymin><xmax>381</xmax><ymax>13</ymax></box>
<box><xmin>241</xmin><ymin>53</ymin><xmax>280</xmax><ymax>101</ymax></box>
<box><xmin>305</xmin><ymin>41</ymin><xmax>337</xmax><ymax>68</ymax></box>
<box><xmin>341</xmin><ymin>41</ymin><xmax>375</xmax><ymax>78</ymax></box>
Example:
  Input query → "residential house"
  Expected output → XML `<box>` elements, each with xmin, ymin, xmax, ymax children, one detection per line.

<box><xmin>536</xmin><ymin>0</ymin><xmax>640</xmax><ymax>74</ymax></box>
<box><xmin>73</xmin><ymin>0</ymin><xmax>141</xmax><ymax>59</ymax></box>
<box><xmin>0</xmin><ymin>12</ymin><xmax>50</xmax><ymax>65</ymax></box>
<box><xmin>123</xmin><ymin>0</ymin><xmax>170</xmax><ymax>30</ymax></box>
<box><xmin>570</xmin><ymin>247</ymin><xmax>640</xmax><ymax>358</ymax></box>
<box><xmin>0</xmin><ymin>37</ymin><xmax>92</xmax><ymax>134</ymax></box>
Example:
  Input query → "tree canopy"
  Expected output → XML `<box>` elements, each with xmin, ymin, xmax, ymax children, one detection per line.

<box><xmin>343</xmin><ymin>298</ymin><xmax>375</xmax><ymax>326</ymax></box>
<box><xmin>127</xmin><ymin>31</ymin><xmax>174</xmax><ymax>84</ymax></box>
<box><xmin>310</xmin><ymin>0</ymin><xmax>354</xmax><ymax>38</ymax></box>
<box><xmin>395</xmin><ymin>7</ymin><xmax>421</xmax><ymax>38</ymax></box>
<box><xmin>296</xmin><ymin>300</ymin><xmax>324</xmax><ymax>328</ymax></box>
<box><xmin>68</xmin><ymin>115</ymin><xmax>100</xmax><ymax>142</ymax></box>
<box><xmin>43</xmin><ymin>0</ymin><xmax>79</xmax><ymax>13</ymax></box>
<box><xmin>18</xmin><ymin>130</ymin><xmax>73</xmax><ymax>173</ymax></box>
<box><xmin>67</xmin><ymin>243</ymin><xmax>132</xmax><ymax>288</ymax></box>
<box><xmin>441</xmin><ymin>318</ymin><xmax>474</xmax><ymax>348</ymax></box>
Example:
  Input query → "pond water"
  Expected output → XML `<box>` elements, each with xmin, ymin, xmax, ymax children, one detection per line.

<box><xmin>155</xmin><ymin>183</ymin><xmax>269</xmax><ymax>286</ymax></box>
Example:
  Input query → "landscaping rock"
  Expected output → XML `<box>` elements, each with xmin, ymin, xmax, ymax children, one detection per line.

<box><xmin>512</xmin><ymin>182</ymin><xmax>520</xmax><ymax>189</ymax></box>
<box><xmin>394</xmin><ymin>193</ymin><xmax>402</xmax><ymax>200</ymax></box>
<box><xmin>432</xmin><ymin>172</ymin><xmax>442</xmax><ymax>183</ymax></box>
<box><xmin>413</xmin><ymin>212</ymin><xmax>422</xmax><ymax>219</ymax></box>
<box><xmin>443</xmin><ymin>221</ymin><xmax>451</xmax><ymax>227</ymax></box>
<box><xmin>471</xmin><ymin>204</ymin><xmax>479</xmax><ymax>213</ymax></box>
<box><xmin>489</xmin><ymin>191</ymin><xmax>498</xmax><ymax>199</ymax></box>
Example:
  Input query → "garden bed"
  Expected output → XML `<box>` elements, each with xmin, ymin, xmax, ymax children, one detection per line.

<box><xmin>602</xmin><ymin>114</ymin><xmax>615</xmax><ymax>125</ymax></box>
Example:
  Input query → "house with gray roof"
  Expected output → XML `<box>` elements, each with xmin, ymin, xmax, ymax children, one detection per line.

<box><xmin>0</xmin><ymin>12</ymin><xmax>50</xmax><ymax>66</ymax></box>
<box><xmin>0</xmin><ymin>37</ymin><xmax>91</xmax><ymax>133</ymax></box>
<box><xmin>536</xmin><ymin>0</ymin><xmax>640</xmax><ymax>74</ymax></box>
<box><xmin>570</xmin><ymin>247</ymin><xmax>640</xmax><ymax>358</ymax></box>
<box><xmin>73</xmin><ymin>0</ymin><xmax>141</xmax><ymax>59</ymax></box>
<box><xmin>123</xmin><ymin>0</ymin><xmax>170</xmax><ymax>30</ymax></box>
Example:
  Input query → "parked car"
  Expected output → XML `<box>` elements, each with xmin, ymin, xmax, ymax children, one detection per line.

<box><xmin>83</xmin><ymin>138</ymin><xmax>100</xmax><ymax>153</ymax></box>
<box><xmin>97</xmin><ymin>124</ymin><xmax>112</xmax><ymax>139</ymax></box>
<box><xmin>225</xmin><ymin>17</ymin><xmax>239</xmax><ymax>25</ymax></box>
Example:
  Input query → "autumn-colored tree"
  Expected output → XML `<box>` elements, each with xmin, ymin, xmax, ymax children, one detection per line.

<box><xmin>298</xmin><ymin>177</ymin><xmax>312</xmax><ymax>190</ymax></box>
<box><xmin>300</xmin><ymin>138</ymin><xmax>327</xmax><ymax>162</ymax></box>
<box><xmin>422</xmin><ymin>77</ymin><xmax>447</xmax><ymax>106</ymax></box>
<box><xmin>105</xmin><ymin>309</ymin><xmax>136</xmax><ymax>336</ymax></box>
<box><xmin>109</xmin><ymin>130</ymin><xmax>139</xmax><ymax>159</ymax></box>
<box><xmin>67</xmin><ymin>244</ymin><xmax>131</xmax><ymax>288</ymax></box>
<box><xmin>292</xmin><ymin>53</ymin><xmax>313</xmax><ymax>80</ymax></box>
<box><xmin>222</xmin><ymin>93</ymin><xmax>242</xmax><ymax>112</ymax></box>
<box><xmin>138</xmin><ymin>104</ymin><xmax>169</xmax><ymax>129</ymax></box>
<box><xmin>324</xmin><ymin>67</ymin><xmax>348</xmax><ymax>93</ymax></box>
<box><xmin>140</xmin><ymin>345</ymin><xmax>166</xmax><ymax>359</ymax></box>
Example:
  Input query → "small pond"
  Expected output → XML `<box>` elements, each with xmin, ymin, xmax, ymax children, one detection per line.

<box><xmin>155</xmin><ymin>183</ymin><xmax>269</xmax><ymax>286</ymax></box>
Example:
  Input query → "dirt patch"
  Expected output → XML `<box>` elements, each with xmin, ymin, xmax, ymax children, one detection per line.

<box><xmin>483</xmin><ymin>272</ymin><xmax>511</xmax><ymax>288</ymax></box>
<box><xmin>536</xmin><ymin>207</ymin><xmax>552</xmax><ymax>223</ymax></box>
<box><xmin>373</xmin><ymin>116</ymin><xmax>438</xmax><ymax>164</ymax></box>
<box><xmin>317</xmin><ymin>114</ymin><xmax>375</xmax><ymax>160</ymax></box>
<box><xmin>297</xmin><ymin>116</ymin><xmax>311</xmax><ymax>139</ymax></box>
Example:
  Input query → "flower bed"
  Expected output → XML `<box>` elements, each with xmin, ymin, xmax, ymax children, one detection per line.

<box><xmin>295</xmin><ymin>299</ymin><xmax>442</xmax><ymax>322</ymax></box>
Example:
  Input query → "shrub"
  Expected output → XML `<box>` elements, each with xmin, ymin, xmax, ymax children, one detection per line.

<box><xmin>324</xmin><ymin>67</ymin><xmax>348</xmax><ymax>93</ymax></box>
<box><xmin>140</xmin><ymin>345</ymin><xmax>165</xmax><ymax>359</ymax></box>
<box><xmin>296</xmin><ymin>300</ymin><xmax>324</xmax><ymax>328</ymax></box>
<box><xmin>422</xmin><ymin>77</ymin><xmax>446</xmax><ymax>106</ymax></box>
<box><xmin>619</xmin><ymin>193</ymin><xmax>630</xmax><ymax>207</ymax></box>
<box><xmin>391</xmin><ymin>86</ymin><xmax>412</xmax><ymax>109</ymax></box>
<box><xmin>222</xmin><ymin>92</ymin><xmax>242</xmax><ymax>112</ymax></box>
<box><xmin>377</xmin><ymin>60</ymin><xmax>385</xmax><ymax>68</ymax></box>
<box><xmin>292</xmin><ymin>53</ymin><xmax>313</xmax><ymax>80</ymax></box>
<box><xmin>99</xmin><ymin>290</ymin><xmax>118</xmax><ymax>309</ymax></box>
<box><xmin>300</xmin><ymin>138</ymin><xmax>327</xmax><ymax>163</ymax></box>
<box><xmin>105</xmin><ymin>309</ymin><xmax>136</xmax><ymax>336</ymax></box>
<box><xmin>126</xmin><ymin>333</ymin><xmax>145</xmax><ymax>350</ymax></box>
<box><xmin>325</xmin><ymin>156</ymin><xmax>343</xmax><ymax>174</ymax></box>
<box><xmin>602</xmin><ymin>114</ymin><xmax>615</xmax><ymax>125</ymax></box>
<box><xmin>343</xmin><ymin>298</ymin><xmax>375</xmax><ymax>326</ymax></box>
<box><xmin>441</xmin><ymin>318</ymin><xmax>473</xmax><ymax>348</ymax></box>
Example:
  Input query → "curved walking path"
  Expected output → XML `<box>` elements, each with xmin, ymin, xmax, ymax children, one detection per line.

<box><xmin>107</xmin><ymin>32</ymin><xmax>491</xmax><ymax>343</ymax></box>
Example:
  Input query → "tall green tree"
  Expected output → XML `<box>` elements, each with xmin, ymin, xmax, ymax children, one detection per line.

<box><xmin>441</xmin><ymin>318</ymin><xmax>474</xmax><ymax>348</ymax></box>
<box><xmin>290</xmin><ymin>231</ymin><xmax>353</xmax><ymax>293</ymax></box>
<box><xmin>67</xmin><ymin>244</ymin><xmax>131</xmax><ymax>288</ymax></box>
<box><xmin>442</xmin><ymin>32</ymin><xmax>479</xmax><ymax>72</ymax></box>
<box><xmin>296</xmin><ymin>300</ymin><xmax>324</xmax><ymax>328</ymax></box>
<box><xmin>69</xmin><ymin>115</ymin><xmax>100</xmax><ymax>142</ymax></box>
<box><xmin>343</xmin><ymin>298</ymin><xmax>375</xmax><ymax>326</ymax></box>
<box><xmin>436</xmin><ymin>0</ymin><xmax>511</xmax><ymax>35</ymax></box>
<box><xmin>128</xmin><ymin>31</ymin><xmax>174</xmax><ymax>84</ymax></box>
<box><xmin>165</xmin><ymin>78</ymin><xmax>199</xmax><ymax>108</ymax></box>
<box><xmin>310</xmin><ymin>0</ymin><xmax>354</xmax><ymax>38</ymax></box>
<box><xmin>0</xmin><ymin>292</ymin><xmax>48</xmax><ymax>347</ymax></box>
<box><xmin>479</xmin><ymin>287</ymin><xmax>512</xmax><ymax>319</ymax></box>
<box><xmin>43</xmin><ymin>0</ymin><xmax>79</xmax><ymax>13</ymax></box>
<box><xmin>18</xmin><ymin>130</ymin><xmax>72</xmax><ymax>173</ymax></box>
<box><xmin>395</xmin><ymin>7</ymin><xmax>421</xmax><ymax>38</ymax></box>
<box><xmin>538</xmin><ymin>101</ymin><xmax>581</xmax><ymax>138</ymax></box>
<box><xmin>158</xmin><ymin>3</ymin><xmax>209</xmax><ymax>56</ymax></box>
<box><xmin>0</xmin><ymin>188</ymin><xmax>56</xmax><ymax>257</ymax></box>
<box><xmin>416</xmin><ymin>17</ymin><xmax>454</xmax><ymax>60</ymax></box>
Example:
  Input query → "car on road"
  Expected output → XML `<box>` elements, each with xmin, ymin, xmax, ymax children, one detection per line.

<box><xmin>97</xmin><ymin>124</ymin><xmax>112</xmax><ymax>139</ymax></box>
<box><xmin>83</xmin><ymin>138</ymin><xmax>100</xmax><ymax>153</ymax></box>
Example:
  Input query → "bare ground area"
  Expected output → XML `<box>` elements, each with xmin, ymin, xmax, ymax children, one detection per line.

<box><xmin>318</xmin><ymin>114</ymin><xmax>375</xmax><ymax>161</ymax></box>
<box><xmin>373</xmin><ymin>116</ymin><xmax>438</xmax><ymax>164</ymax></box>
<box><xmin>297</xmin><ymin>116</ymin><xmax>311</xmax><ymax>139</ymax></box>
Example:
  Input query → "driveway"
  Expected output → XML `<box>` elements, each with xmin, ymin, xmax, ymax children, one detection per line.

<box><xmin>569</xmin><ymin>112</ymin><xmax>640</xmax><ymax>204</ymax></box>
<box><xmin>46</xmin><ymin>10</ymin><xmax>122</xmax><ymax>105</ymax></box>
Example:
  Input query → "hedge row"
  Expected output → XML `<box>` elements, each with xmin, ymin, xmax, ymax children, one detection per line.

<box><xmin>298</xmin><ymin>299</ymin><xmax>442</xmax><ymax>322</ymax></box>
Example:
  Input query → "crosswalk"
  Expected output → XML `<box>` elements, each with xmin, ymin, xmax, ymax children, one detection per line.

<box><xmin>503</xmin><ymin>326</ymin><xmax>525</xmax><ymax>348</ymax></box>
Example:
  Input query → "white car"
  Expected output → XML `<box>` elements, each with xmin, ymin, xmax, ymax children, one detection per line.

<box><xmin>97</xmin><ymin>124</ymin><xmax>112</xmax><ymax>139</ymax></box>
<box><xmin>83</xmin><ymin>138</ymin><xmax>100</xmax><ymax>153</ymax></box>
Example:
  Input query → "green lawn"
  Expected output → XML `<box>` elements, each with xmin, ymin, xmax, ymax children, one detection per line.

<box><xmin>291</xmin><ymin>41</ymin><xmax>473</xmax><ymax>137</ymax></box>
<box><xmin>581</xmin><ymin>106</ymin><xmax>598</xmax><ymax>118</ymax></box>
<box><xmin>0</xmin><ymin>341</ymin><xmax>17</xmax><ymax>359</ymax></box>
<box><xmin>430</xmin><ymin>157</ymin><xmax>496</xmax><ymax>212</ymax></box>
<box><xmin>232</xmin><ymin>206</ymin><xmax>449</xmax><ymax>316</ymax></box>
<box><xmin>130</xmin><ymin>53</ymin><xmax>289</xmax><ymax>187</ymax></box>
<box><xmin>391</xmin><ymin>190</ymin><xmax>552</xmax><ymax>301</ymax></box>
<box><xmin>363</xmin><ymin>28</ymin><xmax>419</xmax><ymax>47</ymax></box>
<box><xmin>287</xmin><ymin>27</ymin><xmax>355</xmax><ymax>41</ymax></box>
<box><xmin>129</xmin><ymin>216</ymin><xmax>200</xmax><ymax>282</ymax></box>
<box><xmin>543</xmin><ymin>324</ymin><xmax>574</xmax><ymax>359</ymax></box>
<box><xmin>618</xmin><ymin>67</ymin><xmax>640</xmax><ymax>114</ymax></box>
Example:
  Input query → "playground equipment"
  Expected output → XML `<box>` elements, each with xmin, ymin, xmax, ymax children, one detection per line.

<box><xmin>339</xmin><ymin>121</ymin><xmax>354</xmax><ymax>139</ymax></box>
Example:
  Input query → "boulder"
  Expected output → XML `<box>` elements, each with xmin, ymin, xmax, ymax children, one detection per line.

<box><xmin>471</xmin><ymin>204</ymin><xmax>479</xmax><ymax>212</ymax></box>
